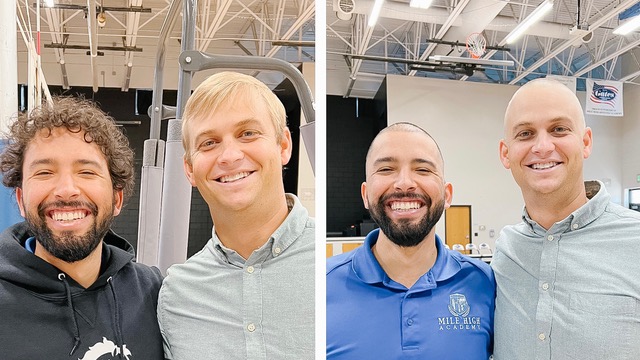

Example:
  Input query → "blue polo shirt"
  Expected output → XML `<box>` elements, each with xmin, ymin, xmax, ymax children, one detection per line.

<box><xmin>327</xmin><ymin>229</ymin><xmax>495</xmax><ymax>360</ymax></box>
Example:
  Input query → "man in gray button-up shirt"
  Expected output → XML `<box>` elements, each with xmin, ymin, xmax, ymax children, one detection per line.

<box><xmin>493</xmin><ymin>78</ymin><xmax>640</xmax><ymax>360</ymax></box>
<box><xmin>157</xmin><ymin>72</ymin><xmax>315</xmax><ymax>360</ymax></box>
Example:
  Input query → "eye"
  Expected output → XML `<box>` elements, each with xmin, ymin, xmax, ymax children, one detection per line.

<box><xmin>33</xmin><ymin>170</ymin><xmax>53</xmax><ymax>177</ymax></box>
<box><xmin>416</xmin><ymin>168</ymin><xmax>433</xmax><ymax>174</ymax></box>
<box><xmin>515</xmin><ymin>130</ymin><xmax>533</xmax><ymax>139</ymax></box>
<box><xmin>376</xmin><ymin>167</ymin><xmax>394</xmax><ymax>174</ymax></box>
<box><xmin>240</xmin><ymin>130</ymin><xmax>261</xmax><ymax>138</ymax></box>
<box><xmin>552</xmin><ymin>126</ymin><xmax>569</xmax><ymax>134</ymax></box>
<box><xmin>79</xmin><ymin>170</ymin><xmax>98</xmax><ymax>176</ymax></box>
<box><xmin>198</xmin><ymin>139</ymin><xmax>218</xmax><ymax>150</ymax></box>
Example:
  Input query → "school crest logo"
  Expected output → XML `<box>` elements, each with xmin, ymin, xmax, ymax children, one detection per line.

<box><xmin>448</xmin><ymin>293</ymin><xmax>470</xmax><ymax>317</ymax></box>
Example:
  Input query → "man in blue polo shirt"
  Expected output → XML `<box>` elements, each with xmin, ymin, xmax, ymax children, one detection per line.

<box><xmin>327</xmin><ymin>122</ymin><xmax>495</xmax><ymax>359</ymax></box>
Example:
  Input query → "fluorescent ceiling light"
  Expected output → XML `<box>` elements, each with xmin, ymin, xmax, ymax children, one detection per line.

<box><xmin>505</xmin><ymin>0</ymin><xmax>554</xmax><ymax>44</ymax></box>
<box><xmin>410</xmin><ymin>0</ymin><xmax>433</xmax><ymax>10</ymax></box>
<box><xmin>368</xmin><ymin>0</ymin><xmax>385</xmax><ymax>27</ymax></box>
<box><xmin>613</xmin><ymin>15</ymin><xmax>640</xmax><ymax>35</ymax></box>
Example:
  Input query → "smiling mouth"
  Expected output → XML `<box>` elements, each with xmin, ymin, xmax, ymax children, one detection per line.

<box><xmin>216</xmin><ymin>171</ymin><xmax>252</xmax><ymax>183</ymax></box>
<box><xmin>48</xmin><ymin>210</ymin><xmax>90</xmax><ymax>222</ymax></box>
<box><xmin>389</xmin><ymin>200</ymin><xmax>424</xmax><ymax>211</ymax></box>
<box><xmin>528</xmin><ymin>162</ymin><xmax>560</xmax><ymax>170</ymax></box>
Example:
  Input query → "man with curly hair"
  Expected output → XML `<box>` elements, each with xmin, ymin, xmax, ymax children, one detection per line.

<box><xmin>0</xmin><ymin>97</ymin><xmax>164</xmax><ymax>359</ymax></box>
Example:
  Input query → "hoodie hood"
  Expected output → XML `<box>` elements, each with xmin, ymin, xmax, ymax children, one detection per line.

<box><xmin>0</xmin><ymin>221</ymin><xmax>135</xmax><ymax>295</ymax></box>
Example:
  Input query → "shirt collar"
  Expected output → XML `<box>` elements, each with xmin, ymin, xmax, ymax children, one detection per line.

<box><xmin>352</xmin><ymin>228</ymin><xmax>462</xmax><ymax>290</ymax></box>
<box><xmin>211</xmin><ymin>194</ymin><xmax>308</xmax><ymax>265</ymax></box>
<box><xmin>522</xmin><ymin>180</ymin><xmax>609</xmax><ymax>234</ymax></box>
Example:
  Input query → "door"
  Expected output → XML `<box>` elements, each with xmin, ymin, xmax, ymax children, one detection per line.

<box><xmin>445</xmin><ymin>205</ymin><xmax>471</xmax><ymax>253</ymax></box>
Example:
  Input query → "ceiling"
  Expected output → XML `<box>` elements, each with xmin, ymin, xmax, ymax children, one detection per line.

<box><xmin>16</xmin><ymin>0</ymin><xmax>316</xmax><ymax>92</ymax></box>
<box><xmin>327</xmin><ymin>0</ymin><xmax>640</xmax><ymax>98</ymax></box>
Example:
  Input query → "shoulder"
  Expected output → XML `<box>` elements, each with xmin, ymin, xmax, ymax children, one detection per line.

<box><xmin>448</xmin><ymin>250</ymin><xmax>494</xmax><ymax>284</ymax></box>
<box><xmin>326</xmin><ymin>250</ymin><xmax>357</xmax><ymax>276</ymax></box>
<box><xmin>604</xmin><ymin>202</ymin><xmax>640</xmax><ymax>222</ymax></box>
<box><xmin>121</xmin><ymin>261</ymin><xmax>164</xmax><ymax>288</ymax></box>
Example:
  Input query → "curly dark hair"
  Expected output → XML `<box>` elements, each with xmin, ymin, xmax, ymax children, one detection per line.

<box><xmin>0</xmin><ymin>96</ymin><xmax>135</xmax><ymax>204</ymax></box>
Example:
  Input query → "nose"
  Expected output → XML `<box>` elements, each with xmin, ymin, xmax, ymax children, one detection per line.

<box><xmin>53</xmin><ymin>173</ymin><xmax>81</xmax><ymax>200</ymax></box>
<box><xmin>532</xmin><ymin>132</ymin><xmax>555</xmax><ymax>156</ymax></box>
<box><xmin>394</xmin><ymin>167</ymin><xmax>417</xmax><ymax>192</ymax></box>
<box><xmin>217</xmin><ymin>139</ymin><xmax>244</xmax><ymax>166</ymax></box>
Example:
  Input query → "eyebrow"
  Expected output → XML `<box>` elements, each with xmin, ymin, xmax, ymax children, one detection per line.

<box><xmin>373</xmin><ymin>156</ymin><xmax>437</xmax><ymax>168</ymax></box>
<box><xmin>193</xmin><ymin>118</ymin><xmax>264</xmax><ymax>142</ymax></box>
<box><xmin>28</xmin><ymin>158</ymin><xmax>103</xmax><ymax>170</ymax></box>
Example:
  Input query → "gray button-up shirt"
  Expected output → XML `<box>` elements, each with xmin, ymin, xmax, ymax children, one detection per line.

<box><xmin>493</xmin><ymin>181</ymin><xmax>640</xmax><ymax>360</ymax></box>
<box><xmin>158</xmin><ymin>194</ymin><xmax>315</xmax><ymax>360</ymax></box>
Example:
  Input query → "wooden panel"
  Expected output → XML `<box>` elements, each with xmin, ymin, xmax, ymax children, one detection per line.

<box><xmin>341</xmin><ymin>242</ymin><xmax>363</xmax><ymax>254</ymax></box>
<box><xmin>326</xmin><ymin>244</ymin><xmax>333</xmax><ymax>258</ymax></box>
<box><xmin>445</xmin><ymin>205</ymin><xmax>471</xmax><ymax>254</ymax></box>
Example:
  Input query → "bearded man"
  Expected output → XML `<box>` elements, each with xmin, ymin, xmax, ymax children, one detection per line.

<box><xmin>326</xmin><ymin>122</ymin><xmax>495</xmax><ymax>360</ymax></box>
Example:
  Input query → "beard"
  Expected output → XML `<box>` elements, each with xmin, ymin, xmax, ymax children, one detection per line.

<box><xmin>368</xmin><ymin>192</ymin><xmax>445</xmax><ymax>248</ymax></box>
<box><xmin>24</xmin><ymin>200</ymin><xmax>114</xmax><ymax>263</ymax></box>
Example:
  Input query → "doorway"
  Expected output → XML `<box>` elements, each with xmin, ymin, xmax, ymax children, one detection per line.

<box><xmin>445</xmin><ymin>205</ymin><xmax>472</xmax><ymax>253</ymax></box>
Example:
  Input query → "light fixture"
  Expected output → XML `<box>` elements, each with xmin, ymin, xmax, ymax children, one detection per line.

<box><xmin>44</xmin><ymin>0</ymin><xmax>54</xmax><ymax>7</ymax></box>
<box><xmin>97</xmin><ymin>11</ymin><xmax>107</xmax><ymax>28</ymax></box>
<box><xmin>367</xmin><ymin>0</ymin><xmax>384</xmax><ymax>27</ymax></box>
<box><xmin>505</xmin><ymin>0</ymin><xmax>554</xmax><ymax>44</ymax></box>
<box><xmin>410</xmin><ymin>0</ymin><xmax>433</xmax><ymax>9</ymax></box>
<box><xmin>613</xmin><ymin>15</ymin><xmax>640</xmax><ymax>35</ymax></box>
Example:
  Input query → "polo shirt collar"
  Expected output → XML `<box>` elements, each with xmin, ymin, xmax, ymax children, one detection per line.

<box><xmin>352</xmin><ymin>228</ymin><xmax>462</xmax><ymax>290</ymax></box>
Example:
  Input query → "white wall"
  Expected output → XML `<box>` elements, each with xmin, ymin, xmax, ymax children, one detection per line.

<box><xmin>385</xmin><ymin>75</ymin><xmax>631</xmax><ymax>249</ymax></box>
<box><xmin>622</xmin><ymin>84</ymin><xmax>640</xmax><ymax>195</ymax></box>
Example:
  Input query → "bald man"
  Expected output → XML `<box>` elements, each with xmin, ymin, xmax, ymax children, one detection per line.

<box><xmin>327</xmin><ymin>122</ymin><xmax>495</xmax><ymax>359</ymax></box>
<box><xmin>493</xmin><ymin>78</ymin><xmax>640</xmax><ymax>360</ymax></box>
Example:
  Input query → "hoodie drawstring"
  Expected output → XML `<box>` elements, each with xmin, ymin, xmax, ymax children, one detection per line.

<box><xmin>58</xmin><ymin>273</ymin><xmax>81</xmax><ymax>356</ymax></box>
<box><xmin>107</xmin><ymin>276</ymin><xmax>125</xmax><ymax>359</ymax></box>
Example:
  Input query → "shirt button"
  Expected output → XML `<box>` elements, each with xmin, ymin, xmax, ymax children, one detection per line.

<box><xmin>538</xmin><ymin>333</ymin><xmax>546</xmax><ymax>341</ymax></box>
<box><xmin>542</xmin><ymin>283</ymin><xmax>549</xmax><ymax>290</ymax></box>
<box><xmin>247</xmin><ymin>266</ymin><xmax>255</xmax><ymax>274</ymax></box>
<box><xmin>547</xmin><ymin>235</ymin><xmax>554</xmax><ymax>241</ymax></box>
<box><xmin>572</xmin><ymin>223</ymin><xmax>579</xmax><ymax>229</ymax></box>
<box><xmin>407</xmin><ymin>319</ymin><xmax>414</xmax><ymax>326</ymax></box>
<box><xmin>274</xmin><ymin>247</ymin><xmax>282</xmax><ymax>255</ymax></box>
<box><xmin>247</xmin><ymin>323</ymin><xmax>256</xmax><ymax>332</ymax></box>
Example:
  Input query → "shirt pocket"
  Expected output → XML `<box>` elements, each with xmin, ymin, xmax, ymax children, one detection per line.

<box><xmin>561</xmin><ymin>293</ymin><xmax>638</xmax><ymax>360</ymax></box>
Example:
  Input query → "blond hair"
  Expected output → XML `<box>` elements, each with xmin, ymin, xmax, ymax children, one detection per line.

<box><xmin>182</xmin><ymin>71</ymin><xmax>287</xmax><ymax>163</ymax></box>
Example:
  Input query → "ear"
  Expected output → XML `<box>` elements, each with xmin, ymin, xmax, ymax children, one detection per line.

<box><xmin>16</xmin><ymin>187</ymin><xmax>26</xmax><ymax>218</ymax></box>
<box><xmin>499</xmin><ymin>139</ymin><xmax>511</xmax><ymax>169</ymax></box>
<box><xmin>582</xmin><ymin>127</ymin><xmax>593</xmax><ymax>159</ymax></box>
<box><xmin>361</xmin><ymin>182</ymin><xmax>370</xmax><ymax>209</ymax></box>
<box><xmin>280</xmin><ymin>128</ymin><xmax>293</xmax><ymax>166</ymax></box>
<box><xmin>183</xmin><ymin>157</ymin><xmax>197</xmax><ymax>187</ymax></box>
<box><xmin>112</xmin><ymin>189</ymin><xmax>124</xmax><ymax>217</ymax></box>
<box><xmin>443</xmin><ymin>182</ymin><xmax>453</xmax><ymax>209</ymax></box>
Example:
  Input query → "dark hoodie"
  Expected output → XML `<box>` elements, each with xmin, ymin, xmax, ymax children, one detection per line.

<box><xmin>0</xmin><ymin>222</ymin><xmax>164</xmax><ymax>360</ymax></box>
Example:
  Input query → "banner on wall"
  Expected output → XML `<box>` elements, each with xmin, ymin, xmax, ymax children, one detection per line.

<box><xmin>586</xmin><ymin>79</ymin><xmax>623</xmax><ymax>117</ymax></box>
<box><xmin>546</xmin><ymin>75</ymin><xmax>576</xmax><ymax>94</ymax></box>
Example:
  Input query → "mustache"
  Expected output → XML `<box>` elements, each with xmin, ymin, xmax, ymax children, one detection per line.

<box><xmin>380</xmin><ymin>192</ymin><xmax>432</xmax><ymax>207</ymax></box>
<box><xmin>37</xmin><ymin>200</ymin><xmax>98</xmax><ymax>217</ymax></box>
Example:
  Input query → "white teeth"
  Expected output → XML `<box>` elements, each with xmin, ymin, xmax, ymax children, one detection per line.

<box><xmin>52</xmin><ymin>211</ymin><xmax>86</xmax><ymax>222</ymax></box>
<box><xmin>391</xmin><ymin>201</ymin><xmax>421</xmax><ymax>211</ymax></box>
<box><xmin>531</xmin><ymin>162</ymin><xmax>558</xmax><ymax>170</ymax></box>
<box><xmin>219</xmin><ymin>171</ymin><xmax>250</xmax><ymax>183</ymax></box>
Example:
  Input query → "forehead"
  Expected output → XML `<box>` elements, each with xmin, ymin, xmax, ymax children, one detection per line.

<box><xmin>505</xmin><ymin>82</ymin><xmax>584</xmax><ymax>132</ymax></box>
<box><xmin>189</xmin><ymin>95</ymin><xmax>272</xmax><ymax>134</ymax></box>
<box><xmin>367</xmin><ymin>130</ymin><xmax>442</xmax><ymax>167</ymax></box>
<box><xmin>25</xmin><ymin>127</ymin><xmax>107</xmax><ymax>163</ymax></box>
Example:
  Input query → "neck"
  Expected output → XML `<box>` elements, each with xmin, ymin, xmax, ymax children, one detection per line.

<box><xmin>523</xmin><ymin>184</ymin><xmax>588</xmax><ymax>230</ymax></box>
<box><xmin>372</xmin><ymin>231</ymin><xmax>438</xmax><ymax>289</ymax></box>
<box><xmin>212</xmin><ymin>195</ymin><xmax>290</xmax><ymax>259</ymax></box>
<box><xmin>34</xmin><ymin>242</ymin><xmax>103</xmax><ymax>289</ymax></box>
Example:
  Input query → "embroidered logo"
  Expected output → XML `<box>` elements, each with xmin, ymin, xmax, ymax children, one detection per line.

<box><xmin>448</xmin><ymin>293</ymin><xmax>470</xmax><ymax>317</ymax></box>
<box><xmin>437</xmin><ymin>293</ymin><xmax>481</xmax><ymax>331</ymax></box>
<box><xmin>78</xmin><ymin>337</ymin><xmax>132</xmax><ymax>360</ymax></box>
